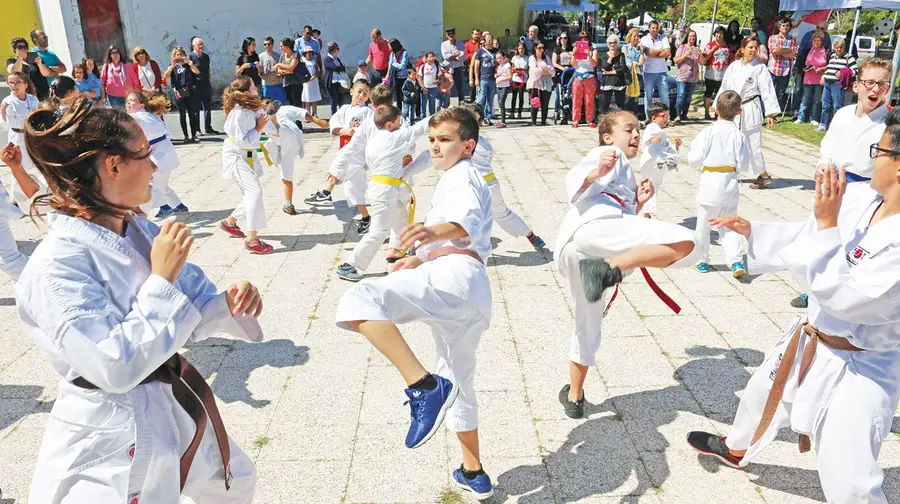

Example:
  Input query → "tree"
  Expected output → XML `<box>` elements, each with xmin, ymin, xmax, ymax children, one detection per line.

<box><xmin>754</xmin><ymin>0</ymin><xmax>780</xmax><ymax>28</ymax></box>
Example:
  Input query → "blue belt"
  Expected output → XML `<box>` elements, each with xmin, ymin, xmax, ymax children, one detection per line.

<box><xmin>845</xmin><ymin>171</ymin><xmax>871</xmax><ymax>183</ymax></box>
<box><xmin>149</xmin><ymin>134</ymin><xmax>168</xmax><ymax>146</ymax></box>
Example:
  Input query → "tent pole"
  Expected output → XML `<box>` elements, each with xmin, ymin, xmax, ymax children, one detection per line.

<box><xmin>890</xmin><ymin>12</ymin><xmax>898</xmax><ymax>47</ymax></box>
<box><xmin>850</xmin><ymin>6</ymin><xmax>861</xmax><ymax>54</ymax></box>
<box><xmin>682</xmin><ymin>0</ymin><xmax>688</xmax><ymax>29</ymax></box>
<box><xmin>891</xmin><ymin>29</ymin><xmax>900</xmax><ymax>105</ymax></box>
<box><xmin>710</xmin><ymin>0</ymin><xmax>719</xmax><ymax>44</ymax></box>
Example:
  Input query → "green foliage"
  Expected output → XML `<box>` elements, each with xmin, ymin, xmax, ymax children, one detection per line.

<box><xmin>831</xmin><ymin>10</ymin><xmax>895</xmax><ymax>38</ymax></box>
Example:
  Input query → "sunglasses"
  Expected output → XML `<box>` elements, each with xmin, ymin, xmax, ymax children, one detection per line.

<box><xmin>870</xmin><ymin>143</ymin><xmax>900</xmax><ymax>159</ymax></box>
<box><xmin>111</xmin><ymin>51</ymin><xmax>120</xmax><ymax>55</ymax></box>
<box><xmin>263</xmin><ymin>42</ymin><xmax>273</xmax><ymax>46</ymax></box>
<box><xmin>14</xmin><ymin>44</ymin><xmax>27</xmax><ymax>50</ymax></box>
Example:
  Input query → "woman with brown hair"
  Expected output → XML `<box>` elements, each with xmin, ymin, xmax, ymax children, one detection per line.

<box><xmin>219</xmin><ymin>76</ymin><xmax>274</xmax><ymax>255</ymax></box>
<box><xmin>163</xmin><ymin>46</ymin><xmax>201</xmax><ymax>143</ymax></box>
<box><xmin>131</xmin><ymin>45</ymin><xmax>165</xmax><ymax>93</ymax></box>
<box><xmin>100</xmin><ymin>44</ymin><xmax>139</xmax><ymax>108</ymax></box>
<box><xmin>17</xmin><ymin>95</ymin><xmax>262</xmax><ymax>503</ymax></box>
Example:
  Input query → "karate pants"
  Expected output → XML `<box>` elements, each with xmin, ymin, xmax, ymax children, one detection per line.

<box><xmin>228</xmin><ymin>164</ymin><xmax>266</xmax><ymax>232</ymax></box>
<box><xmin>272</xmin><ymin>136</ymin><xmax>303</xmax><ymax>183</ymax></box>
<box><xmin>336</xmin><ymin>258</ymin><xmax>490</xmax><ymax>432</ymax></box>
<box><xmin>0</xmin><ymin>215</ymin><xmax>27</xmax><ymax>280</ymax></box>
<box><xmin>349</xmin><ymin>187</ymin><xmax>408</xmax><ymax>271</ymax></box>
<box><xmin>738</xmin><ymin>103</ymin><xmax>767</xmax><ymax>176</ymax></box>
<box><xmin>638</xmin><ymin>158</ymin><xmax>668</xmax><ymax>216</ymax></box>
<box><xmin>150</xmin><ymin>171</ymin><xmax>183</xmax><ymax>210</ymax></box>
<box><xmin>694</xmin><ymin>204</ymin><xmax>742</xmax><ymax>265</ymax></box>
<box><xmin>558</xmin><ymin>216</ymin><xmax>696</xmax><ymax>366</ymax></box>
<box><xmin>344</xmin><ymin>169</ymin><xmax>368</xmax><ymax>207</ymax></box>
<box><xmin>725</xmin><ymin>328</ymin><xmax>899</xmax><ymax>504</ymax></box>
<box><xmin>488</xmin><ymin>182</ymin><xmax>530</xmax><ymax>238</ymax></box>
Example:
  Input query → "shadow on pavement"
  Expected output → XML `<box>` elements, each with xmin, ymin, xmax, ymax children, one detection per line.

<box><xmin>0</xmin><ymin>385</ymin><xmax>53</xmax><ymax>433</ymax></box>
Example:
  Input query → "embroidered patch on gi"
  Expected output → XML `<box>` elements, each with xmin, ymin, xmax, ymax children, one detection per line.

<box><xmin>847</xmin><ymin>246</ymin><xmax>870</xmax><ymax>266</ymax></box>
<box><xmin>350</xmin><ymin>118</ymin><xmax>362</xmax><ymax>128</ymax></box>
<box><xmin>769</xmin><ymin>353</ymin><xmax>783</xmax><ymax>381</ymax></box>
<box><xmin>128</xmin><ymin>492</ymin><xmax>140</xmax><ymax>504</ymax></box>
<box><xmin>746</xmin><ymin>76</ymin><xmax>754</xmax><ymax>84</ymax></box>
<box><xmin>128</xmin><ymin>444</ymin><xmax>136</xmax><ymax>458</ymax></box>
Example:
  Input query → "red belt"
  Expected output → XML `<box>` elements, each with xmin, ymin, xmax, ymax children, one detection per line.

<box><xmin>339</xmin><ymin>135</ymin><xmax>352</xmax><ymax>149</ymax></box>
<box><xmin>428</xmin><ymin>246</ymin><xmax>484</xmax><ymax>265</ymax></box>
<box><xmin>601</xmin><ymin>191</ymin><xmax>681</xmax><ymax>315</ymax></box>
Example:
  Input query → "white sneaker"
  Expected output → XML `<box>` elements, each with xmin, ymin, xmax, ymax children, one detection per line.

<box><xmin>810</xmin><ymin>120</ymin><xmax>819</xmax><ymax>126</ymax></box>
<box><xmin>793</xmin><ymin>119</ymin><xmax>803</xmax><ymax>124</ymax></box>
<box><xmin>816</xmin><ymin>125</ymin><xmax>826</xmax><ymax>132</ymax></box>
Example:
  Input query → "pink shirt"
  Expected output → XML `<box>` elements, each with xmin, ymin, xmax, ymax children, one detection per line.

<box><xmin>368</xmin><ymin>40</ymin><xmax>391</xmax><ymax>71</ymax></box>
<box><xmin>804</xmin><ymin>47</ymin><xmax>827</xmax><ymax>85</ymax></box>
<box><xmin>101</xmin><ymin>62</ymin><xmax>139</xmax><ymax>98</ymax></box>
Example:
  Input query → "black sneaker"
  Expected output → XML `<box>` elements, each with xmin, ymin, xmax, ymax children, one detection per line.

<box><xmin>357</xmin><ymin>219</ymin><xmax>371</xmax><ymax>234</ymax></box>
<box><xmin>304</xmin><ymin>190</ymin><xmax>333</xmax><ymax>206</ymax></box>
<box><xmin>558</xmin><ymin>384</ymin><xmax>585</xmax><ymax>419</ymax></box>
<box><xmin>790</xmin><ymin>293</ymin><xmax>808</xmax><ymax>308</ymax></box>
<box><xmin>686</xmin><ymin>431</ymin><xmax>743</xmax><ymax>468</ymax></box>
<box><xmin>579</xmin><ymin>258</ymin><xmax>623</xmax><ymax>303</ymax></box>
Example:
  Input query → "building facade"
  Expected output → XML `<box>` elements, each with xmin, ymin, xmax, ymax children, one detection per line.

<box><xmin>442</xmin><ymin>0</ymin><xmax>529</xmax><ymax>49</ymax></box>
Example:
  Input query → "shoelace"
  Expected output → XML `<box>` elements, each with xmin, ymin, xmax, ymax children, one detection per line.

<box><xmin>403</xmin><ymin>396</ymin><xmax>426</xmax><ymax>422</ymax></box>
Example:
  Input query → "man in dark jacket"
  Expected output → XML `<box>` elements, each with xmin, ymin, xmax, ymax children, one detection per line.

<box><xmin>189</xmin><ymin>37</ymin><xmax>221</xmax><ymax>135</ymax></box>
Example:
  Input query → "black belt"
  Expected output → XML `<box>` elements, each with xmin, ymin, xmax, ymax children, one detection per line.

<box><xmin>71</xmin><ymin>354</ymin><xmax>233</xmax><ymax>492</ymax></box>
<box><xmin>10</xmin><ymin>128</ymin><xmax>23</xmax><ymax>133</ymax></box>
<box><xmin>742</xmin><ymin>95</ymin><xmax>761</xmax><ymax>104</ymax></box>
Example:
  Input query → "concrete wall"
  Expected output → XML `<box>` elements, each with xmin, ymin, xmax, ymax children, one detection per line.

<box><xmin>35</xmin><ymin>0</ymin><xmax>85</xmax><ymax>74</ymax></box>
<box><xmin>115</xmin><ymin>0</ymin><xmax>444</xmax><ymax>93</ymax></box>
<box><xmin>443</xmin><ymin>0</ymin><xmax>528</xmax><ymax>49</ymax></box>
<box><xmin>2</xmin><ymin>0</ymin><xmax>43</xmax><ymax>73</ymax></box>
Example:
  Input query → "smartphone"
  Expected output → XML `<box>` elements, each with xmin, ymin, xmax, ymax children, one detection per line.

<box><xmin>25</xmin><ymin>52</ymin><xmax>38</xmax><ymax>65</ymax></box>
<box><xmin>175</xmin><ymin>57</ymin><xmax>185</xmax><ymax>64</ymax></box>
<box><xmin>250</xmin><ymin>62</ymin><xmax>257</xmax><ymax>68</ymax></box>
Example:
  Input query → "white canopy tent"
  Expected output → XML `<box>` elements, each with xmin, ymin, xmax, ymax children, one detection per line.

<box><xmin>778</xmin><ymin>0</ymin><xmax>900</xmax><ymax>100</ymax></box>
<box><xmin>524</xmin><ymin>0</ymin><xmax>599</xmax><ymax>12</ymax></box>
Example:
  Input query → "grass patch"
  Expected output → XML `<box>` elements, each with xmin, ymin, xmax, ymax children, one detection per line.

<box><xmin>439</xmin><ymin>488</ymin><xmax>465</xmax><ymax>504</ymax></box>
<box><xmin>770</xmin><ymin>116</ymin><xmax>826</xmax><ymax>145</ymax></box>
<box><xmin>253</xmin><ymin>436</ymin><xmax>271</xmax><ymax>448</ymax></box>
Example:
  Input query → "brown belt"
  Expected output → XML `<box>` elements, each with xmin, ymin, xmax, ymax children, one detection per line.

<box><xmin>71</xmin><ymin>353</ymin><xmax>233</xmax><ymax>492</ymax></box>
<box><xmin>751</xmin><ymin>323</ymin><xmax>862</xmax><ymax>453</ymax></box>
<box><xmin>427</xmin><ymin>246</ymin><xmax>484</xmax><ymax>265</ymax></box>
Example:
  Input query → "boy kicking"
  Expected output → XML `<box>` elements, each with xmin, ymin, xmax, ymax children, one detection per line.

<box><xmin>336</xmin><ymin>107</ymin><xmax>495</xmax><ymax>500</ymax></box>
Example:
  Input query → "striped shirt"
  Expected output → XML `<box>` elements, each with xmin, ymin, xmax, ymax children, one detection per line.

<box><xmin>823</xmin><ymin>53</ymin><xmax>858</xmax><ymax>84</ymax></box>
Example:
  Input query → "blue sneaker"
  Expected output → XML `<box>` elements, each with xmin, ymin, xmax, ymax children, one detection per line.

<box><xmin>453</xmin><ymin>466</ymin><xmax>494</xmax><ymax>500</ymax></box>
<box><xmin>530</xmin><ymin>234</ymin><xmax>546</xmax><ymax>251</ymax></box>
<box><xmin>173</xmin><ymin>203</ymin><xmax>190</xmax><ymax>214</ymax></box>
<box><xmin>336</xmin><ymin>263</ymin><xmax>363</xmax><ymax>282</ymax></box>
<box><xmin>731</xmin><ymin>261</ymin><xmax>746</xmax><ymax>279</ymax></box>
<box><xmin>404</xmin><ymin>375</ymin><xmax>457</xmax><ymax>449</ymax></box>
<box><xmin>791</xmin><ymin>292</ymin><xmax>809</xmax><ymax>308</ymax></box>
<box><xmin>696</xmin><ymin>263</ymin><xmax>710</xmax><ymax>273</ymax></box>
<box><xmin>153</xmin><ymin>205</ymin><xmax>174</xmax><ymax>221</ymax></box>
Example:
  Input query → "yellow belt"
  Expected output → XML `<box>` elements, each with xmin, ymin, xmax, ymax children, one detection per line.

<box><xmin>228</xmin><ymin>138</ymin><xmax>273</xmax><ymax>168</ymax></box>
<box><xmin>483</xmin><ymin>172</ymin><xmax>497</xmax><ymax>183</ymax></box>
<box><xmin>371</xmin><ymin>175</ymin><xmax>416</xmax><ymax>225</ymax></box>
<box><xmin>702</xmin><ymin>165</ymin><xmax>736</xmax><ymax>173</ymax></box>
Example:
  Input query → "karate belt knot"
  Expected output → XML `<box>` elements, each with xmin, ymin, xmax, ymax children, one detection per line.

<box><xmin>371</xmin><ymin>175</ymin><xmax>417</xmax><ymax>225</ymax></box>
<box><xmin>600</xmin><ymin>191</ymin><xmax>682</xmax><ymax>315</ymax></box>
<box><xmin>229</xmin><ymin>138</ymin><xmax>273</xmax><ymax>168</ymax></box>
<box><xmin>71</xmin><ymin>353</ymin><xmax>234</xmax><ymax>492</ymax></box>
<box><xmin>751</xmin><ymin>323</ymin><xmax>862</xmax><ymax>453</ymax></box>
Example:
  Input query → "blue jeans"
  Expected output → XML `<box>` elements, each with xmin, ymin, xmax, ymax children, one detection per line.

<box><xmin>477</xmin><ymin>80</ymin><xmax>497</xmax><ymax>121</ymax></box>
<box><xmin>402</xmin><ymin>101</ymin><xmax>416</xmax><ymax>123</ymax></box>
<box><xmin>771</xmin><ymin>73</ymin><xmax>791</xmax><ymax>111</ymax></box>
<box><xmin>643</xmin><ymin>72</ymin><xmax>669</xmax><ymax>119</ymax></box>
<box><xmin>798</xmin><ymin>84</ymin><xmax>823</xmax><ymax>123</ymax></box>
<box><xmin>262</xmin><ymin>83</ymin><xmax>287</xmax><ymax>105</ymax></box>
<box><xmin>107</xmin><ymin>95</ymin><xmax>126</xmax><ymax>108</ymax></box>
<box><xmin>675</xmin><ymin>81</ymin><xmax>695</xmax><ymax>120</ymax></box>
<box><xmin>420</xmin><ymin>87</ymin><xmax>438</xmax><ymax>117</ymax></box>
<box><xmin>438</xmin><ymin>92</ymin><xmax>451</xmax><ymax>110</ymax></box>
<box><xmin>821</xmin><ymin>82</ymin><xmax>844</xmax><ymax>129</ymax></box>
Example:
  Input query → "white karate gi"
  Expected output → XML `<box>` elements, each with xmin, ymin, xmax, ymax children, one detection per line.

<box><xmin>818</xmin><ymin>103</ymin><xmax>887</xmax><ymax>180</ymax></box>
<box><xmin>638</xmin><ymin>122</ymin><xmax>679</xmax><ymax>215</ymax></box>
<box><xmin>1</xmin><ymin>93</ymin><xmax>49</xmax><ymax>211</ymax></box>
<box><xmin>332</xmin><ymin>119</ymin><xmax>430</xmax><ymax>271</ymax></box>
<box><xmin>264</xmin><ymin>105</ymin><xmax>308</xmax><ymax>183</ymax></box>
<box><xmin>18</xmin><ymin>213</ymin><xmax>262</xmax><ymax>504</ymax></box>
<box><xmin>336</xmin><ymin>158</ymin><xmax>493</xmax><ymax>432</ymax></box>
<box><xmin>555</xmin><ymin>147</ymin><xmax>697</xmax><ymax>366</ymax></box>
<box><xmin>724</xmin><ymin>182</ymin><xmax>900</xmax><ymax>504</ymax></box>
<box><xmin>716</xmin><ymin>59</ymin><xmax>781</xmax><ymax>177</ymax></box>
<box><xmin>329</xmin><ymin>104</ymin><xmax>373</xmax><ymax>206</ymax></box>
<box><xmin>688</xmin><ymin>120</ymin><xmax>752</xmax><ymax>265</ymax></box>
<box><xmin>130</xmin><ymin>109</ymin><xmax>183</xmax><ymax>213</ymax></box>
<box><xmin>222</xmin><ymin>106</ymin><xmax>266</xmax><ymax>232</ymax></box>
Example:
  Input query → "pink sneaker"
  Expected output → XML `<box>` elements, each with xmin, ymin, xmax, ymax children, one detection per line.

<box><xmin>245</xmin><ymin>239</ymin><xmax>274</xmax><ymax>255</ymax></box>
<box><xmin>219</xmin><ymin>220</ymin><xmax>245</xmax><ymax>238</ymax></box>
<box><xmin>495</xmin><ymin>121</ymin><xmax>506</xmax><ymax>128</ymax></box>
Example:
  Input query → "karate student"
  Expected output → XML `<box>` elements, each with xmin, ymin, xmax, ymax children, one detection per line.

<box><xmin>305</xmin><ymin>84</ymin><xmax>395</xmax><ymax>207</ymax></box>
<box><xmin>555</xmin><ymin>111</ymin><xmax>697</xmax><ymax>419</ymax></box>
<box><xmin>17</xmin><ymin>96</ymin><xmax>263</xmax><ymax>503</ymax></box>
<box><xmin>261</xmin><ymin>100</ymin><xmax>329</xmax><ymax>215</ymax></box>
<box><xmin>638</xmin><ymin>102</ymin><xmax>682</xmax><ymax>217</ymax></box>
<box><xmin>716</xmin><ymin>34</ymin><xmax>780</xmax><ymax>190</ymax></box>
<box><xmin>0</xmin><ymin>144</ymin><xmax>30</xmax><ymax>279</ymax></box>
<box><xmin>333</xmin><ymin>104</ymin><xmax>430</xmax><ymax>282</ymax></box>
<box><xmin>335</xmin><ymin>107</ymin><xmax>495</xmax><ymax>500</ymax></box>
<box><xmin>687</xmin><ymin>118</ymin><xmax>900</xmax><ymax>504</ymax></box>
<box><xmin>792</xmin><ymin>57</ymin><xmax>891</xmax><ymax>309</ymax></box>
<box><xmin>218</xmin><ymin>76</ymin><xmax>274</xmax><ymax>255</ymax></box>
<box><xmin>1</xmin><ymin>71</ymin><xmax>48</xmax><ymax>210</ymax></box>
<box><xmin>125</xmin><ymin>90</ymin><xmax>189</xmax><ymax>220</ymax></box>
<box><xmin>689</xmin><ymin>91</ymin><xmax>752</xmax><ymax>277</ymax></box>
<box><xmin>325</xmin><ymin>82</ymin><xmax>374</xmax><ymax>232</ymax></box>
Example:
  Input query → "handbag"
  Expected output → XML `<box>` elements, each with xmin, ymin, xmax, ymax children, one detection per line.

<box><xmin>530</xmin><ymin>88</ymin><xmax>541</xmax><ymax>108</ymax></box>
<box><xmin>626</xmin><ymin>63</ymin><xmax>640</xmax><ymax>98</ymax></box>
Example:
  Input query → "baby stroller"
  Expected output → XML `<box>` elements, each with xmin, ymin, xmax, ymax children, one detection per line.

<box><xmin>554</xmin><ymin>67</ymin><xmax>576</xmax><ymax>125</ymax></box>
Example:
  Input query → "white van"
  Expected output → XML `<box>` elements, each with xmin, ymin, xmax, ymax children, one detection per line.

<box><xmin>833</xmin><ymin>35</ymin><xmax>876</xmax><ymax>59</ymax></box>
<box><xmin>690</xmin><ymin>22</ymin><xmax>722</xmax><ymax>48</ymax></box>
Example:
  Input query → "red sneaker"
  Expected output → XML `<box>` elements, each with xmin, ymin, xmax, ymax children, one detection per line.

<box><xmin>572</xmin><ymin>123</ymin><xmax>579</xmax><ymax>128</ymax></box>
<box><xmin>219</xmin><ymin>220</ymin><xmax>245</xmax><ymax>238</ymax></box>
<box><xmin>245</xmin><ymin>239</ymin><xmax>274</xmax><ymax>255</ymax></box>
<box><xmin>589</xmin><ymin>123</ymin><xmax>598</xmax><ymax>128</ymax></box>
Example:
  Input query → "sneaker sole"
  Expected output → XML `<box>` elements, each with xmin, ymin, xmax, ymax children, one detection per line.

<box><xmin>456</xmin><ymin>481</ymin><xmax>494</xmax><ymax>500</ymax></box>
<box><xmin>305</xmin><ymin>200</ymin><xmax>334</xmax><ymax>207</ymax></box>
<box><xmin>689</xmin><ymin>442</ymin><xmax>742</xmax><ymax>469</ymax></box>
<box><xmin>732</xmin><ymin>269</ymin><xmax>746</xmax><ymax>279</ymax></box>
<box><xmin>409</xmin><ymin>383</ymin><xmax>459</xmax><ymax>449</ymax></box>
<box><xmin>336</xmin><ymin>272</ymin><xmax>363</xmax><ymax>282</ymax></box>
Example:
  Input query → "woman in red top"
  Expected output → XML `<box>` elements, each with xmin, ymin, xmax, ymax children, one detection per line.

<box><xmin>131</xmin><ymin>46</ymin><xmax>164</xmax><ymax>93</ymax></box>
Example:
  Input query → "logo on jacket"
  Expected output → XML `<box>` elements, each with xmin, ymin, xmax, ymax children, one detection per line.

<box><xmin>128</xmin><ymin>444</ymin><xmax>136</xmax><ymax>458</ymax></box>
<box><xmin>769</xmin><ymin>353</ymin><xmax>783</xmax><ymax>381</ymax></box>
<box><xmin>847</xmin><ymin>245</ymin><xmax>870</xmax><ymax>266</ymax></box>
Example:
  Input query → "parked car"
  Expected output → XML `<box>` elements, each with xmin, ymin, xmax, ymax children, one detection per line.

<box><xmin>833</xmin><ymin>34</ymin><xmax>877</xmax><ymax>59</ymax></box>
<box><xmin>635</xmin><ymin>74</ymin><xmax>679</xmax><ymax>121</ymax></box>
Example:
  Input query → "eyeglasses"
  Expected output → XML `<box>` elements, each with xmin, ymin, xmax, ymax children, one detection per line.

<box><xmin>7</xmin><ymin>80</ymin><xmax>24</xmax><ymax>87</ymax></box>
<box><xmin>859</xmin><ymin>79</ymin><xmax>890</xmax><ymax>90</ymax></box>
<box><xmin>870</xmin><ymin>143</ymin><xmax>900</xmax><ymax>159</ymax></box>
<box><xmin>14</xmin><ymin>44</ymin><xmax>27</xmax><ymax>50</ymax></box>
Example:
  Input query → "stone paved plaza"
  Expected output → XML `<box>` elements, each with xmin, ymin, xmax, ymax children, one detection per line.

<box><xmin>1</xmin><ymin>121</ymin><xmax>899</xmax><ymax>503</ymax></box>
